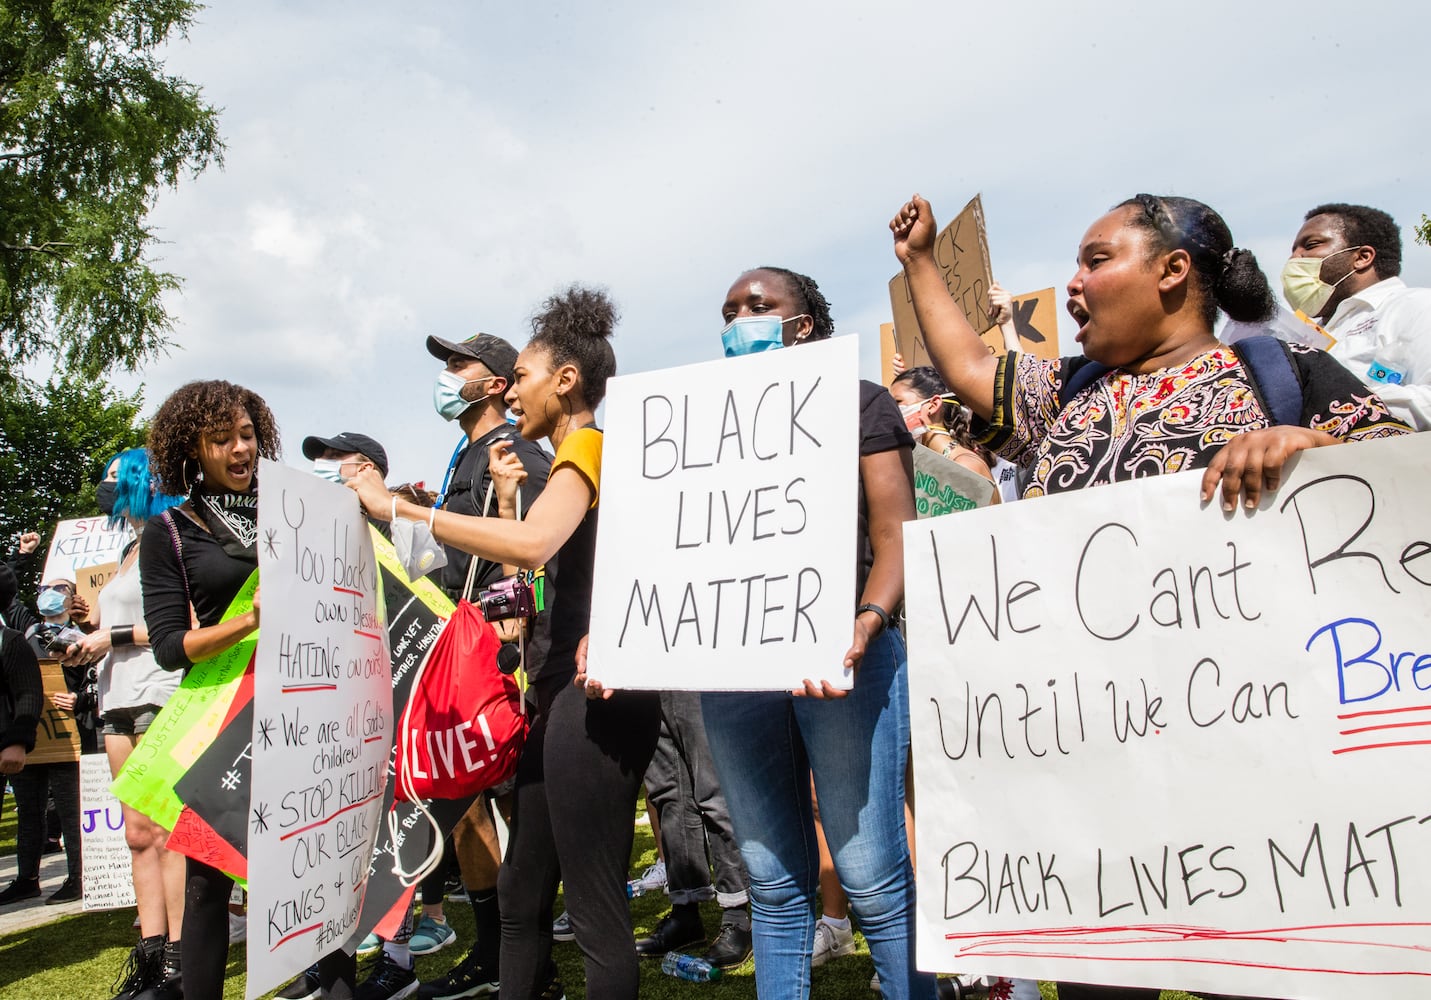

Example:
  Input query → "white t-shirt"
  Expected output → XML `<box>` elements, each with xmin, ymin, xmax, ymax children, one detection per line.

<box><xmin>97</xmin><ymin>550</ymin><xmax>179</xmax><ymax>715</ymax></box>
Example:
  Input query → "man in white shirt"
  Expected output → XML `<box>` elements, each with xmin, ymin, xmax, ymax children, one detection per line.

<box><xmin>1284</xmin><ymin>203</ymin><xmax>1431</xmax><ymax>430</ymax></box>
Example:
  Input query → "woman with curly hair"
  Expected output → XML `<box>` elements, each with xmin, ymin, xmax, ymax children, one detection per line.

<box><xmin>140</xmin><ymin>380</ymin><xmax>288</xmax><ymax>999</ymax></box>
<box><xmin>350</xmin><ymin>286</ymin><xmax>661</xmax><ymax>1000</ymax></box>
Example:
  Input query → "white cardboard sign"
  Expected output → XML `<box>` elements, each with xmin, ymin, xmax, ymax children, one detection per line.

<box><xmin>904</xmin><ymin>433</ymin><xmax>1431</xmax><ymax>999</ymax></box>
<box><xmin>81</xmin><ymin>753</ymin><xmax>137</xmax><ymax>910</ymax></box>
<box><xmin>246</xmin><ymin>461</ymin><xmax>392</xmax><ymax>999</ymax></box>
<box><xmin>43</xmin><ymin>516</ymin><xmax>133</xmax><ymax>579</ymax></box>
<box><xmin>588</xmin><ymin>336</ymin><xmax>859</xmax><ymax>691</ymax></box>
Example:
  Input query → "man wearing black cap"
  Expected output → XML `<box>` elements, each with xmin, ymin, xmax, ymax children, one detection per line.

<box><xmin>302</xmin><ymin>431</ymin><xmax>390</xmax><ymax>485</ymax></box>
<box><xmin>416</xmin><ymin>333</ymin><xmax>552</xmax><ymax>1000</ymax></box>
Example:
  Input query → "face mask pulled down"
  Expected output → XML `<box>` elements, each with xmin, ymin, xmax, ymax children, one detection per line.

<box><xmin>391</xmin><ymin>500</ymin><xmax>448</xmax><ymax>581</ymax></box>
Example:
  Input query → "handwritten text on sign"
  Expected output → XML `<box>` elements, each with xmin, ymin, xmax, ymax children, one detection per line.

<box><xmin>588</xmin><ymin>336</ymin><xmax>858</xmax><ymax>691</ymax></box>
<box><xmin>247</xmin><ymin>461</ymin><xmax>392</xmax><ymax>1000</ymax></box>
<box><xmin>81</xmin><ymin>754</ymin><xmax>137</xmax><ymax>910</ymax></box>
<box><xmin>904</xmin><ymin>434</ymin><xmax>1431</xmax><ymax>999</ymax></box>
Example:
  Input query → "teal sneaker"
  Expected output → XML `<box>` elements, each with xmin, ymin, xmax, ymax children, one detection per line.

<box><xmin>409</xmin><ymin>916</ymin><xmax>457</xmax><ymax>956</ymax></box>
<box><xmin>357</xmin><ymin>932</ymin><xmax>383</xmax><ymax>958</ymax></box>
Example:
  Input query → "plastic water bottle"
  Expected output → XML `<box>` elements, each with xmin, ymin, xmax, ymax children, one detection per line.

<box><xmin>625</xmin><ymin>878</ymin><xmax>646</xmax><ymax>898</ymax></box>
<box><xmin>661</xmin><ymin>951</ymin><xmax>721</xmax><ymax>982</ymax></box>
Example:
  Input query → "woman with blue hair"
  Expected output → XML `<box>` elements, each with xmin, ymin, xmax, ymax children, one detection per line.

<box><xmin>65</xmin><ymin>448</ymin><xmax>186</xmax><ymax>1000</ymax></box>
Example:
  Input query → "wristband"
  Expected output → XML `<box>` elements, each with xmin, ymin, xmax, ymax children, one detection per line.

<box><xmin>855</xmin><ymin>603</ymin><xmax>890</xmax><ymax>635</ymax></box>
<box><xmin>110</xmin><ymin>625</ymin><xmax>135</xmax><ymax>647</ymax></box>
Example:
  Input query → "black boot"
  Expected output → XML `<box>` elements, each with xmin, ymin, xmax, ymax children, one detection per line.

<box><xmin>113</xmin><ymin>935</ymin><xmax>163</xmax><ymax>1000</ymax></box>
<box><xmin>634</xmin><ymin>903</ymin><xmax>705</xmax><ymax>957</ymax></box>
<box><xmin>133</xmin><ymin>939</ymin><xmax>182</xmax><ymax>1000</ymax></box>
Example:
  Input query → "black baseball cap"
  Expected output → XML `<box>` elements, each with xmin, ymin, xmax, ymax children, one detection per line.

<box><xmin>425</xmin><ymin>333</ymin><xmax>519</xmax><ymax>386</ymax></box>
<box><xmin>301</xmin><ymin>432</ymin><xmax>389</xmax><ymax>479</ymax></box>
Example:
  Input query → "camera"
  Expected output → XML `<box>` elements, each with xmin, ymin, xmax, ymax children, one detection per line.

<box><xmin>42</xmin><ymin>625</ymin><xmax>85</xmax><ymax>656</ymax></box>
<box><xmin>477</xmin><ymin>575</ymin><xmax>537</xmax><ymax>622</ymax></box>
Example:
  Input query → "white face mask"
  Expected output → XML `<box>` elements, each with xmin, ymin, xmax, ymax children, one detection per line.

<box><xmin>1281</xmin><ymin>246</ymin><xmax>1359</xmax><ymax>317</ymax></box>
<box><xmin>897</xmin><ymin>398</ymin><xmax>930</xmax><ymax>434</ymax></box>
<box><xmin>312</xmin><ymin>458</ymin><xmax>346</xmax><ymax>484</ymax></box>
<box><xmin>391</xmin><ymin>500</ymin><xmax>447</xmax><ymax>580</ymax></box>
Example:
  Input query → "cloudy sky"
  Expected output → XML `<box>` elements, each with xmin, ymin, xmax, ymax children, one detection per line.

<box><xmin>122</xmin><ymin>1</ymin><xmax>1431</xmax><ymax>485</ymax></box>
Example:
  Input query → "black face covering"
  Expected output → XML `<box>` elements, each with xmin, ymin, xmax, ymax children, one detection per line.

<box><xmin>189</xmin><ymin>479</ymin><xmax>259</xmax><ymax>565</ymax></box>
<box><xmin>96</xmin><ymin>481</ymin><xmax>119</xmax><ymax>517</ymax></box>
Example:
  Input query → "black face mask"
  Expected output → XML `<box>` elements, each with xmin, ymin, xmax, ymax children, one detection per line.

<box><xmin>96</xmin><ymin>481</ymin><xmax>119</xmax><ymax>517</ymax></box>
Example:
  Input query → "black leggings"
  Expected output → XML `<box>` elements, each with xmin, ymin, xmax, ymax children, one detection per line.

<box><xmin>496</xmin><ymin>678</ymin><xmax>660</xmax><ymax>1000</ymax></box>
<box><xmin>182</xmin><ymin>858</ymin><xmax>356</xmax><ymax>997</ymax></box>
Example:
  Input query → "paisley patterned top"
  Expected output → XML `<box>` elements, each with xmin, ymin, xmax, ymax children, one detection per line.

<box><xmin>978</xmin><ymin>345</ymin><xmax>1409</xmax><ymax>499</ymax></box>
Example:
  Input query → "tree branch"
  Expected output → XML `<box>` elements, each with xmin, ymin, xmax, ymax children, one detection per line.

<box><xmin>0</xmin><ymin>241</ymin><xmax>76</xmax><ymax>257</ymax></box>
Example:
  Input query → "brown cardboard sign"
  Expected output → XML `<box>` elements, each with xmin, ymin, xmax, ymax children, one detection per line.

<box><xmin>30</xmin><ymin>659</ymin><xmax>82</xmax><ymax>765</ymax></box>
<box><xmin>888</xmin><ymin>194</ymin><xmax>995</xmax><ymax>370</ymax></box>
<box><xmin>74</xmin><ymin>561</ymin><xmax>118</xmax><ymax>625</ymax></box>
<box><xmin>979</xmin><ymin>287</ymin><xmax>1062</xmax><ymax>360</ymax></box>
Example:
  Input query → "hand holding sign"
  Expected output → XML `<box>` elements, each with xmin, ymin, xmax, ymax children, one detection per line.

<box><xmin>1200</xmin><ymin>426</ymin><xmax>1342</xmax><ymax>512</ymax></box>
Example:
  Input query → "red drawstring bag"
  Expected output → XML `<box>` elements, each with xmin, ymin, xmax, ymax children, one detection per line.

<box><xmin>393</xmin><ymin>600</ymin><xmax>526</xmax><ymax>803</ymax></box>
<box><xmin>390</xmin><ymin>599</ymin><xmax>528</xmax><ymax>885</ymax></box>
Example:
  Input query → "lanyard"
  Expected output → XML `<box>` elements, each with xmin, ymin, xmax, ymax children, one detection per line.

<box><xmin>434</xmin><ymin>434</ymin><xmax>470</xmax><ymax>509</ymax></box>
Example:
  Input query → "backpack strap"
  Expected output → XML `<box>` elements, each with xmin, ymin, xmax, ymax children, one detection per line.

<box><xmin>1229</xmin><ymin>336</ymin><xmax>1304</xmax><ymax>427</ymax></box>
<box><xmin>1057</xmin><ymin>338</ymin><xmax>1304</xmax><ymax>428</ymax></box>
<box><xmin>1058</xmin><ymin>357</ymin><xmax>1112</xmax><ymax>410</ymax></box>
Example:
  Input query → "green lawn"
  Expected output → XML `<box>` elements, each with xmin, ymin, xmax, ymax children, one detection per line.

<box><xmin>0</xmin><ymin>802</ymin><xmax>1201</xmax><ymax>1000</ymax></box>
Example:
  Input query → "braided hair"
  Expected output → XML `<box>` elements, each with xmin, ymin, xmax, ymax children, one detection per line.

<box><xmin>751</xmin><ymin>266</ymin><xmax>835</xmax><ymax>340</ymax></box>
<box><xmin>1116</xmin><ymin>194</ymin><xmax>1276</xmax><ymax>328</ymax></box>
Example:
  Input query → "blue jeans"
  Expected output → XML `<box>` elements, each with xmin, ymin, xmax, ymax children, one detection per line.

<box><xmin>702</xmin><ymin>629</ymin><xmax>934</xmax><ymax>1000</ymax></box>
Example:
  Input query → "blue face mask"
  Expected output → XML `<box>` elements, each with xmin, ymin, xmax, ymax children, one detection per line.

<box><xmin>37</xmin><ymin>588</ymin><xmax>68</xmax><ymax>616</ymax></box>
<box><xmin>720</xmin><ymin>314</ymin><xmax>809</xmax><ymax>357</ymax></box>
<box><xmin>312</xmin><ymin>458</ymin><xmax>346</xmax><ymax>484</ymax></box>
<box><xmin>433</xmin><ymin>370</ymin><xmax>495</xmax><ymax>422</ymax></box>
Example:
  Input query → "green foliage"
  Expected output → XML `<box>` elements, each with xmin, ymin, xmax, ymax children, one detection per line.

<box><xmin>0</xmin><ymin>371</ymin><xmax>146</xmax><ymax>597</ymax></box>
<box><xmin>1416</xmin><ymin>214</ymin><xmax>1430</xmax><ymax>248</ymax></box>
<box><xmin>0</xmin><ymin>0</ymin><xmax>223</xmax><ymax>378</ymax></box>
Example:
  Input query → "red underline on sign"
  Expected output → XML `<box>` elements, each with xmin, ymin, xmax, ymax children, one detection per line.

<box><xmin>363</xmin><ymin>736</ymin><xmax>383</xmax><ymax>743</ymax></box>
<box><xmin>279</xmin><ymin>793</ymin><xmax>382</xmax><ymax>841</ymax></box>
<box><xmin>332</xmin><ymin>586</ymin><xmax>363</xmax><ymax>597</ymax></box>
<box><xmin>282</xmin><ymin>684</ymin><xmax>338</xmax><ymax>693</ymax></box>
<box><xmin>944</xmin><ymin>920</ymin><xmax>1431</xmax><ymax>974</ymax></box>
<box><xmin>1339</xmin><ymin>718</ymin><xmax>1431</xmax><ymax>736</ymax></box>
<box><xmin>353</xmin><ymin>629</ymin><xmax>381</xmax><ymax>640</ymax></box>
<box><xmin>1333</xmin><ymin>738</ymin><xmax>1431</xmax><ymax>755</ymax></box>
<box><xmin>271</xmin><ymin>922</ymin><xmax>321</xmax><ymax>950</ymax></box>
<box><xmin>1337</xmin><ymin>703</ymin><xmax>1431</xmax><ymax>720</ymax></box>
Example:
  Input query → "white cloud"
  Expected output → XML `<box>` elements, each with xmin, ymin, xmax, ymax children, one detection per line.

<box><xmin>124</xmin><ymin>0</ymin><xmax>1431</xmax><ymax>484</ymax></box>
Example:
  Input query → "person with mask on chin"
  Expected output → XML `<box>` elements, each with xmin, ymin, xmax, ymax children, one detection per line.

<box><xmin>1284</xmin><ymin>203</ymin><xmax>1431</xmax><ymax>430</ymax></box>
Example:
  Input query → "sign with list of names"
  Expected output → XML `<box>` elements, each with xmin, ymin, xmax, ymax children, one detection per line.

<box><xmin>904</xmin><ymin>433</ymin><xmax>1431</xmax><ymax>999</ymax></box>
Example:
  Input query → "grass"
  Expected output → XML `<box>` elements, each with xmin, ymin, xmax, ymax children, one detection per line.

<box><xmin>0</xmin><ymin>802</ymin><xmax>1201</xmax><ymax>1000</ymax></box>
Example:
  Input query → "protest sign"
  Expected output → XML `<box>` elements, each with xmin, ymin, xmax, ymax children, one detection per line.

<box><xmin>111</xmin><ymin>576</ymin><xmax>257</xmax><ymax>831</ymax></box>
<box><xmin>889</xmin><ymin>194</ymin><xmax>995</xmax><ymax>370</ymax></box>
<box><xmin>588</xmin><ymin>336</ymin><xmax>859</xmax><ymax>691</ymax></box>
<box><xmin>30</xmin><ymin>660</ymin><xmax>81</xmax><ymax>764</ymax></box>
<box><xmin>356</xmin><ymin>531</ymin><xmax>469</xmax><ymax>943</ymax></box>
<box><xmin>912</xmin><ymin>444</ymin><xmax>996</xmax><ymax>517</ymax></box>
<box><xmin>43</xmin><ymin>516</ymin><xmax>133</xmax><ymax>580</ymax></box>
<box><xmin>81</xmin><ymin>754</ymin><xmax>136</xmax><ymax>910</ymax></box>
<box><xmin>880</xmin><ymin>321</ymin><xmax>898</xmax><ymax>385</ymax></box>
<box><xmin>246</xmin><ymin>460</ymin><xmax>391</xmax><ymax>1000</ymax></box>
<box><xmin>979</xmin><ymin>287</ymin><xmax>1061</xmax><ymax>360</ymax></box>
<box><xmin>904</xmin><ymin>433</ymin><xmax>1431</xmax><ymax>998</ymax></box>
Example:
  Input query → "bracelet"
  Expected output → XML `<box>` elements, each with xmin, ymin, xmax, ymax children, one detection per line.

<box><xmin>110</xmin><ymin>625</ymin><xmax>135</xmax><ymax>647</ymax></box>
<box><xmin>855</xmin><ymin>603</ymin><xmax>890</xmax><ymax>634</ymax></box>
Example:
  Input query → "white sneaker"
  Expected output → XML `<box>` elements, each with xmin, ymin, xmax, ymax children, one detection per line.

<box><xmin>811</xmin><ymin>919</ymin><xmax>856</xmax><ymax>967</ymax></box>
<box><xmin>626</xmin><ymin>860</ymin><xmax>667</xmax><ymax>896</ymax></box>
